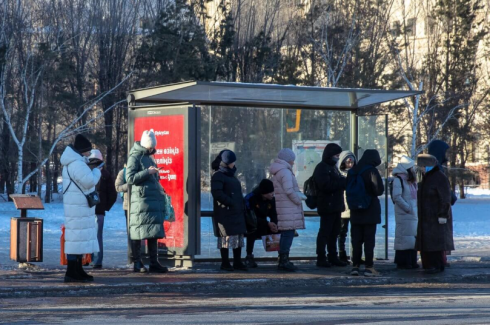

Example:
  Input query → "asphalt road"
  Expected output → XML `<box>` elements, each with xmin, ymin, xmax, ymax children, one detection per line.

<box><xmin>2</xmin><ymin>283</ymin><xmax>490</xmax><ymax>324</ymax></box>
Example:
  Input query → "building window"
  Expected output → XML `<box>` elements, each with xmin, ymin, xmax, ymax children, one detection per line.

<box><xmin>406</xmin><ymin>18</ymin><xmax>416</xmax><ymax>37</ymax></box>
<box><xmin>391</xmin><ymin>20</ymin><xmax>401</xmax><ymax>37</ymax></box>
<box><xmin>425</xmin><ymin>17</ymin><xmax>436</xmax><ymax>35</ymax></box>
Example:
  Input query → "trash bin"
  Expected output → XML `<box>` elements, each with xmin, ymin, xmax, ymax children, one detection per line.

<box><xmin>9</xmin><ymin>195</ymin><xmax>44</xmax><ymax>263</ymax></box>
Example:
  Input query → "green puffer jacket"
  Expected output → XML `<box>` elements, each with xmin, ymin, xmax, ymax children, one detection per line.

<box><xmin>126</xmin><ymin>142</ymin><xmax>166</xmax><ymax>240</ymax></box>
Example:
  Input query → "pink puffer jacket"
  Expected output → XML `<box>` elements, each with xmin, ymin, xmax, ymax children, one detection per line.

<box><xmin>270</xmin><ymin>159</ymin><xmax>305</xmax><ymax>231</ymax></box>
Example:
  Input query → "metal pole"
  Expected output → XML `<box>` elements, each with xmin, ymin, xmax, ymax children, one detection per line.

<box><xmin>385</xmin><ymin>114</ymin><xmax>389</xmax><ymax>260</ymax></box>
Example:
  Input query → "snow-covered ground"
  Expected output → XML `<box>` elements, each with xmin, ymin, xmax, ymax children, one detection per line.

<box><xmin>1</xmin><ymin>188</ymin><xmax>490</xmax><ymax>269</ymax></box>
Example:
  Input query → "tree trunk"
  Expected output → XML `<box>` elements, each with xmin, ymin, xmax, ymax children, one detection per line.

<box><xmin>45</xmin><ymin>159</ymin><xmax>51</xmax><ymax>204</ymax></box>
<box><xmin>16</xmin><ymin>148</ymin><xmax>24</xmax><ymax>194</ymax></box>
<box><xmin>104</xmin><ymin>100</ymin><xmax>114</xmax><ymax>176</ymax></box>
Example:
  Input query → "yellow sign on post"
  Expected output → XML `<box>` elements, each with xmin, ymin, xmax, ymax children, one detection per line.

<box><xmin>286</xmin><ymin>109</ymin><xmax>301</xmax><ymax>132</ymax></box>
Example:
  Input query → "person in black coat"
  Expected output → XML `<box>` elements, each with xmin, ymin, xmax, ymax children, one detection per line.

<box><xmin>313</xmin><ymin>143</ymin><xmax>348</xmax><ymax>267</ymax></box>
<box><xmin>346</xmin><ymin>149</ymin><xmax>384</xmax><ymax>277</ymax></box>
<box><xmin>211</xmin><ymin>150</ymin><xmax>248</xmax><ymax>271</ymax></box>
<box><xmin>88</xmin><ymin>151</ymin><xmax>117</xmax><ymax>268</ymax></box>
<box><xmin>244</xmin><ymin>179</ymin><xmax>278</xmax><ymax>268</ymax></box>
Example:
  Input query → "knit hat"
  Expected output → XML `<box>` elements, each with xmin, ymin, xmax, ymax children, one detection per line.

<box><xmin>277</xmin><ymin>148</ymin><xmax>296</xmax><ymax>162</ymax></box>
<box><xmin>141</xmin><ymin>129</ymin><xmax>157</xmax><ymax>149</ymax></box>
<box><xmin>258</xmin><ymin>179</ymin><xmax>274</xmax><ymax>194</ymax></box>
<box><xmin>74</xmin><ymin>134</ymin><xmax>92</xmax><ymax>154</ymax></box>
<box><xmin>88</xmin><ymin>149</ymin><xmax>104</xmax><ymax>164</ymax></box>
<box><xmin>221</xmin><ymin>150</ymin><xmax>237</xmax><ymax>164</ymax></box>
<box><xmin>398</xmin><ymin>155</ymin><xmax>415</xmax><ymax>170</ymax></box>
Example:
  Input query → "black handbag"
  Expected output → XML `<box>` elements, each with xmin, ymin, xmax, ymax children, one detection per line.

<box><xmin>64</xmin><ymin>168</ymin><xmax>101</xmax><ymax>208</ymax></box>
<box><xmin>245</xmin><ymin>208</ymin><xmax>258</xmax><ymax>234</ymax></box>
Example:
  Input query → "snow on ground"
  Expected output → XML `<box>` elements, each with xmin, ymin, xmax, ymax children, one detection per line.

<box><xmin>1</xmin><ymin>188</ymin><xmax>490</xmax><ymax>269</ymax></box>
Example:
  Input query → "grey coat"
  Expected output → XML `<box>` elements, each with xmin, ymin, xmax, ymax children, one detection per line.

<box><xmin>392</xmin><ymin>166</ymin><xmax>418</xmax><ymax>251</ymax></box>
<box><xmin>115</xmin><ymin>168</ymin><xmax>129</xmax><ymax>211</ymax></box>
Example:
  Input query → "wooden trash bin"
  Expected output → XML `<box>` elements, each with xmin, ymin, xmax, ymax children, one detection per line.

<box><xmin>9</xmin><ymin>195</ymin><xmax>44</xmax><ymax>263</ymax></box>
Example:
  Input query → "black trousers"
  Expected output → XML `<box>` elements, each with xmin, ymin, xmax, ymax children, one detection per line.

<box><xmin>338</xmin><ymin>218</ymin><xmax>350</xmax><ymax>253</ymax></box>
<box><xmin>124</xmin><ymin>210</ymin><xmax>134</xmax><ymax>264</ymax></box>
<box><xmin>316</xmin><ymin>212</ymin><xmax>342</xmax><ymax>258</ymax></box>
<box><xmin>351</xmin><ymin>224</ymin><xmax>377</xmax><ymax>267</ymax></box>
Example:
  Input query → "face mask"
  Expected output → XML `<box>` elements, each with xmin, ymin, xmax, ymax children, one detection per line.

<box><xmin>332</xmin><ymin>157</ymin><xmax>339</xmax><ymax>163</ymax></box>
<box><xmin>425</xmin><ymin>166</ymin><xmax>433</xmax><ymax>173</ymax></box>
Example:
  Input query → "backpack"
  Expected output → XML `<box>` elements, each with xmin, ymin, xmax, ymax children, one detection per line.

<box><xmin>303</xmin><ymin>176</ymin><xmax>318</xmax><ymax>209</ymax></box>
<box><xmin>389</xmin><ymin>176</ymin><xmax>404</xmax><ymax>204</ymax></box>
<box><xmin>346</xmin><ymin>166</ymin><xmax>372</xmax><ymax>210</ymax></box>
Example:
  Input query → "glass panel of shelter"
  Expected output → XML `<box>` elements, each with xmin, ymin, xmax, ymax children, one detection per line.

<box><xmin>200</xmin><ymin>105</ymin><xmax>354</xmax><ymax>258</ymax></box>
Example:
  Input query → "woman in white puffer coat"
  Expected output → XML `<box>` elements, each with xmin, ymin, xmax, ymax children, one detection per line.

<box><xmin>392</xmin><ymin>155</ymin><xmax>419</xmax><ymax>269</ymax></box>
<box><xmin>61</xmin><ymin>134</ymin><xmax>101</xmax><ymax>283</ymax></box>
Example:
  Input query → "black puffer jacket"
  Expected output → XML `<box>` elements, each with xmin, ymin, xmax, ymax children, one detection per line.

<box><xmin>313</xmin><ymin>143</ymin><xmax>346</xmax><ymax>215</ymax></box>
<box><xmin>246</xmin><ymin>188</ymin><xmax>278</xmax><ymax>237</ymax></box>
<box><xmin>211</xmin><ymin>168</ymin><xmax>247</xmax><ymax>237</ymax></box>
<box><xmin>95</xmin><ymin>168</ymin><xmax>118</xmax><ymax>216</ymax></box>
<box><xmin>347</xmin><ymin>150</ymin><xmax>385</xmax><ymax>225</ymax></box>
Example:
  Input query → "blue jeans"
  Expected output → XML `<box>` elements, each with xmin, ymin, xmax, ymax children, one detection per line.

<box><xmin>279</xmin><ymin>230</ymin><xmax>295</xmax><ymax>254</ymax></box>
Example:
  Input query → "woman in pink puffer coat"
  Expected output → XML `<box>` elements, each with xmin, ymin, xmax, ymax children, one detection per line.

<box><xmin>270</xmin><ymin>148</ymin><xmax>305</xmax><ymax>272</ymax></box>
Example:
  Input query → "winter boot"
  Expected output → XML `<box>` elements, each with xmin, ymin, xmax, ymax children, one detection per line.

<box><xmin>64</xmin><ymin>260</ymin><xmax>87</xmax><ymax>283</ymax></box>
<box><xmin>220</xmin><ymin>248</ymin><xmax>234</xmax><ymax>271</ymax></box>
<box><xmin>148</xmin><ymin>239</ymin><xmax>168</xmax><ymax>273</ymax></box>
<box><xmin>76</xmin><ymin>256</ymin><xmax>94</xmax><ymax>281</ymax></box>
<box><xmin>339</xmin><ymin>251</ymin><xmax>351</xmax><ymax>265</ymax></box>
<box><xmin>245</xmin><ymin>255</ymin><xmax>258</xmax><ymax>268</ymax></box>
<box><xmin>316</xmin><ymin>255</ymin><xmax>332</xmax><ymax>268</ymax></box>
<box><xmin>278</xmin><ymin>253</ymin><xmax>296</xmax><ymax>272</ymax></box>
<box><xmin>328</xmin><ymin>254</ymin><xmax>348</xmax><ymax>267</ymax></box>
<box><xmin>233</xmin><ymin>248</ymin><xmax>248</xmax><ymax>271</ymax></box>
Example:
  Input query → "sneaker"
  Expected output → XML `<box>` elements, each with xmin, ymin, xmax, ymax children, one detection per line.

<box><xmin>233</xmin><ymin>262</ymin><xmax>249</xmax><ymax>271</ymax></box>
<box><xmin>328</xmin><ymin>257</ymin><xmax>348</xmax><ymax>267</ymax></box>
<box><xmin>133</xmin><ymin>260</ymin><xmax>148</xmax><ymax>273</ymax></box>
<box><xmin>350</xmin><ymin>267</ymin><xmax>360</xmax><ymax>276</ymax></box>
<box><xmin>149</xmin><ymin>263</ymin><xmax>169</xmax><ymax>273</ymax></box>
<box><xmin>220</xmin><ymin>263</ymin><xmax>234</xmax><ymax>272</ymax></box>
<box><xmin>364</xmin><ymin>267</ymin><xmax>380</xmax><ymax>277</ymax></box>
<box><xmin>316</xmin><ymin>259</ymin><xmax>332</xmax><ymax>268</ymax></box>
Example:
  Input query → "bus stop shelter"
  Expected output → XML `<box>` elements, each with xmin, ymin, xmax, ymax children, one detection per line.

<box><xmin>127</xmin><ymin>81</ymin><xmax>421</xmax><ymax>267</ymax></box>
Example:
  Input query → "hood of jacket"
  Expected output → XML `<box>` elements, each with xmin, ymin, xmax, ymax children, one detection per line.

<box><xmin>270</xmin><ymin>158</ymin><xmax>292</xmax><ymax>175</ymax></box>
<box><xmin>60</xmin><ymin>145</ymin><xmax>86</xmax><ymax>166</ymax></box>
<box><xmin>337</xmin><ymin>150</ymin><xmax>357</xmax><ymax>171</ymax></box>
<box><xmin>353</xmin><ymin>149</ymin><xmax>382</xmax><ymax>172</ymax></box>
<box><xmin>129</xmin><ymin>141</ymin><xmax>155</xmax><ymax>157</ymax></box>
<box><xmin>392</xmin><ymin>156</ymin><xmax>415</xmax><ymax>176</ymax></box>
<box><xmin>428</xmin><ymin>140</ymin><xmax>449</xmax><ymax>166</ymax></box>
<box><xmin>322</xmin><ymin>143</ymin><xmax>342</xmax><ymax>165</ymax></box>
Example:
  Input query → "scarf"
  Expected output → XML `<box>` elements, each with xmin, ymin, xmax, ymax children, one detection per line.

<box><xmin>219</xmin><ymin>165</ymin><xmax>237</xmax><ymax>177</ymax></box>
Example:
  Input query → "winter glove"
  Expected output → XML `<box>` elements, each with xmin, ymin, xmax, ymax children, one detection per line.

<box><xmin>438</xmin><ymin>218</ymin><xmax>447</xmax><ymax>225</ymax></box>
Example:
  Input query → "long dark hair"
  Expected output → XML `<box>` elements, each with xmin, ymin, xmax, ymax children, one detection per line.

<box><xmin>407</xmin><ymin>168</ymin><xmax>416</xmax><ymax>183</ymax></box>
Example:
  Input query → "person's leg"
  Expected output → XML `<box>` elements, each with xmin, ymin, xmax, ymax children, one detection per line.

<box><xmin>245</xmin><ymin>236</ymin><xmax>258</xmax><ymax>268</ymax></box>
<box><xmin>279</xmin><ymin>230</ymin><xmax>296</xmax><ymax>271</ymax></box>
<box><xmin>316</xmin><ymin>215</ymin><xmax>330</xmax><ymax>261</ymax></box>
<box><xmin>125</xmin><ymin>210</ymin><xmax>133</xmax><ymax>264</ymax></box>
<box><xmin>148</xmin><ymin>238</ymin><xmax>168</xmax><ymax>273</ymax></box>
<box><xmin>75</xmin><ymin>254</ymin><xmax>94</xmax><ymax>281</ymax></box>
<box><xmin>94</xmin><ymin>214</ymin><xmax>104</xmax><ymax>266</ymax></box>
<box><xmin>364</xmin><ymin>224</ymin><xmax>377</xmax><ymax>268</ymax></box>
<box><xmin>350</xmin><ymin>224</ymin><xmax>363</xmax><ymax>267</ymax></box>
<box><xmin>132</xmin><ymin>240</ymin><xmax>147</xmax><ymax>273</ymax></box>
<box><xmin>328</xmin><ymin>213</ymin><xmax>346</xmax><ymax>266</ymax></box>
<box><xmin>65</xmin><ymin>254</ymin><xmax>84</xmax><ymax>282</ymax></box>
<box><xmin>220</xmin><ymin>247</ymin><xmax>233</xmax><ymax>271</ymax></box>
<box><xmin>338</xmin><ymin>218</ymin><xmax>349</xmax><ymax>259</ymax></box>
<box><xmin>233</xmin><ymin>246</ymin><xmax>247</xmax><ymax>270</ymax></box>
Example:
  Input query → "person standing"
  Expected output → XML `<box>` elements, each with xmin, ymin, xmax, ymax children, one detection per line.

<box><xmin>392</xmin><ymin>156</ymin><xmax>419</xmax><ymax>269</ymax></box>
<box><xmin>416</xmin><ymin>154</ymin><xmax>454</xmax><ymax>274</ymax></box>
<box><xmin>337</xmin><ymin>150</ymin><xmax>357</xmax><ymax>264</ymax></box>
<box><xmin>270</xmin><ymin>148</ymin><xmax>305</xmax><ymax>272</ymax></box>
<box><xmin>88</xmin><ymin>150</ymin><xmax>117</xmax><ymax>269</ymax></box>
<box><xmin>244</xmin><ymin>179</ymin><xmax>278</xmax><ymax>268</ymax></box>
<box><xmin>347</xmin><ymin>149</ymin><xmax>384</xmax><ymax>277</ymax></box>
<box><xmin>126</xmin><ymin>129</ymin><xmax>168</xmax><ymax>273</ymax></box>
<box><xmin>313</xmin><ymin>143</ymin><xmax>348</xmax><ymax>267</ymax></box>
<box><xmin>211</xmin><ymin>150</ymin><xmax>248</xmax><ymax>272</ymax></box>
<box><xmin>115</xmin><ymin>164</ymin><xmax>133</xmax><ymax>264</ymax></box>
<box><xmin>61</xmin><ymin>134</ymin><xmax>101</xmax><ymax>283</ymax></box>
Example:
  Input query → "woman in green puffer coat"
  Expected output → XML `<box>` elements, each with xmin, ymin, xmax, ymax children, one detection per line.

<box><xmin>126</xmin><ymin>129</ymin><xmax>168</xmax><ymax>274</ymax></box>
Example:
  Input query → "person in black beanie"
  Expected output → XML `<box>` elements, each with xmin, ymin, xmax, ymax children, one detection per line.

<box><xmin>244</xmin><ymin>179</ymin><xmax>278</xmax><ymax>268</ymax></box>
<box><xmin>74</xmin><ymin>134</ymin><xmax>93</xmax><ymax>155</ymax></box>
<box><xmin>313</xmin><ymin>143</ymin><xmax>348</xmax><ymax>267</ymax></box>
<box><xmin>211</xmin><ymin>150</ymin><xmax>248</xmax><ymax>271</ymax></box>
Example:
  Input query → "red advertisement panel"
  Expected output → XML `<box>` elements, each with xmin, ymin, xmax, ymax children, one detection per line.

<box><xmin>134</xmin><ymin>115</ymin><xmax>185</xmax><ymax>248</ymax></box>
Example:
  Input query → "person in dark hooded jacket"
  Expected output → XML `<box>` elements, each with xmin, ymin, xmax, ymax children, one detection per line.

<box><xmin>244</xmin><ymin>179</ymin><xmax>278</xmax><ymax>268</ymax></box>
<box><xmin>346</xmin><ymin>149</ymin><xmax>384</xmax><ymax>277</ymax></box>
<box><xmin>313</xmin><ymin>143</ymin><xmax>348</xmax><ymax>267</ymax></box>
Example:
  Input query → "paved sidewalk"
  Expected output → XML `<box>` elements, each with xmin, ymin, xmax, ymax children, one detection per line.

<box><xmin>2</xmin><ymin>260</ymin><xmax>490</xmax><ymax>298</ymax></box>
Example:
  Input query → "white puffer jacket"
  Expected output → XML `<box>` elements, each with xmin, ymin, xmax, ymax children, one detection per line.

<box><xmin>392</xmin><ymin>165</ymin><xmax>418</xmax><ymax>251</ymax></box>
<box><xmin>61</xmin><ymin>146</ymin><xmax>101</xmax><ymax>255</ymax></box>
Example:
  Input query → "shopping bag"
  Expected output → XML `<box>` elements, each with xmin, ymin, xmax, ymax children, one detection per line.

<box><xmin>60</xmin><ymin>225</ymin><xmax>92</xmax><ymax>266</ymax></box>
<box><xmin>261</xmin><ymin>233</ymin><xmax>281</xmax><ymax>252</ymax></box>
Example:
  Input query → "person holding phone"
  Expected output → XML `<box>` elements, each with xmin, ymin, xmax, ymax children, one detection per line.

<box><xmin>88</xmin><ymin>149</ymin><xmax>117</xmax><ymax>269</ymax></box>
<box><xmin>416</xmin><ymin>154</ymin><xmax>454</xmax><ymax>274</ymax></box>
<box><xmin>126</xmin><ymin>129</ymin><xmax>168</xmax><ymax>273</ymax></box>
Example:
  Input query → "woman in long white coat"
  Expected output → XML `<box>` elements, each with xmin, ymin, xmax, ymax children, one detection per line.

<box><xmin>61</xmin><ymin>134</ymin><xmax>101</xmax><ymax>283</ymax></box>
<box><xmin>392</xmin><ymin>156</ymin><xmax>419</xmax><ymax>269</ymax></box>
